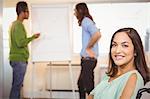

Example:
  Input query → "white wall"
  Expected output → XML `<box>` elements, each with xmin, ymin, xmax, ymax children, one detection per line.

<box><xmin>73</xmin><ymin>3</ymin><xmax>150</xmax><ymax>55</ymax></box>
<box><xmin>3</xmin><ymin>0</ymin><xmax>150</xmax><ymax>8</ymax></box>
<box><xmin>3</xmin><ymin>8</ymin><xmax>17</xmax><ymax>99</ymax></box>
<box><xmin>0</xmin><ymin>0</ymin><xmax>3</xmax><ymax>98</ymax></box>
<box><xmin>4</xmin><ymin>0</ymin><xmax>150</xmax><ymax>4</ymax></box>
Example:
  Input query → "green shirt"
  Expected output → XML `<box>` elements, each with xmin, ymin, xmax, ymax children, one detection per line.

<box><xmin>90</xmin><ymin>70</ymin><xmax>144</xmax><ymax>99</ymax></box>
<box><xmin>9</xmin><ymin>20</ymin><xmax>35</xmax><ymax>62</ymax></box>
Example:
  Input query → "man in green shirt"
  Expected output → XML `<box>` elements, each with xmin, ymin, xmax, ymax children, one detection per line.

<box><xmin>9</xmin><ymin>1</ymin><xmax>40</xmax><ymax>99</ymax></box>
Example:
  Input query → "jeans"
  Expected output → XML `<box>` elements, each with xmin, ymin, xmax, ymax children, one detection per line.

<box><xmin>77</xmin><ymin>57</ymin><xmax>97</xmax><ymax>99</ymax></box>
<box><xmin>9</xmin><ymin>61</ymin><xmax>27</xmax><ymax>99</ymax></box>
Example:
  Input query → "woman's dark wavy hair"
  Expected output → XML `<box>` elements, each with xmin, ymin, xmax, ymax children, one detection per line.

<box><xmin>107</xmin><ymin>27</ymin><xmax>150</xmax><ymax>84</ymax></box>
<box><xmin>75</xmin><ymin>2</ymin><xmax>94</xmax><ymax>26</ymax></box>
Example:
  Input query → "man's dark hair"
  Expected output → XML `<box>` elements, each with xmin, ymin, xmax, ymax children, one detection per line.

<box><xmin>16</xmin><ymin>1</ymin><xmax>28</xmax><ymax>16</ymax></box>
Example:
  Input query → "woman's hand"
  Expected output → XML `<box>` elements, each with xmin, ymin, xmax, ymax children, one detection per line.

<box><xmin>86</xmin><ymin>48</ymin><xmax>95</xmax><ymax>58</ymax></box>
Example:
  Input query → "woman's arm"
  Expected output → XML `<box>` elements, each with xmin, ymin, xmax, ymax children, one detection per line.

<box><xmin>87</xmin><ymin>94</ymin><xmax>94</xmax><ymax>99</ymax></box>
<box><xmin>120</xmin><ymin>73</ymin><xmax>137</xmax><ymax>99</ymax></box>
<box><xmin>86</xmin><ymin>31</ymin><xmax>101</xmax><ymax>57</ymax></box>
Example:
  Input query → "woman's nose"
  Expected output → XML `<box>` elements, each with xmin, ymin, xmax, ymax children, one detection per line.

<box><xmin>115</xmin><ymin>45</ymin><xmax>122</xmax><ymax>53</ymax></box>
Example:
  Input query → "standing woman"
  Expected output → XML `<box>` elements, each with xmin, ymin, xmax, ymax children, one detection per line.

<box><xmin>74</xmin><ymin>2</ymin><xmax>101</xmax><ymax>99</ymax></box>
<box><xmin>88</xmin><ymin>27</ymin><xmax>150</xmax><ymax>99</ymax></box>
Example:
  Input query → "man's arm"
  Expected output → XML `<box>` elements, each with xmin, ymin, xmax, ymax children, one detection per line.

<box><xmin>14</xmin><ymin>23</ymin><xmax>40</xmax><ymax>47</ymax></box>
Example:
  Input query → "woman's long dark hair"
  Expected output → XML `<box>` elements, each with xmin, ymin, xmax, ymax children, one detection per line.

<box><xmin>107</xmin><ymin>27</ymin><xmax>150</xmax><ymax>84</ymax></box>
<box><xmin>75</xmin><ymin>2</ymin><xmax>94</xmax><ymax>26</ymax></box>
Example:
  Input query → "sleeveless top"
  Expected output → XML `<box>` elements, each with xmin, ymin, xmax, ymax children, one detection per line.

<box><xmin>90</xmin><ymin>70</ymin><xmax>144</xmax><ymax>99</ymax></box>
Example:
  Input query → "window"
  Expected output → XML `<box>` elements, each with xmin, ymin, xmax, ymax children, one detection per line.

<box><xmin>3</xmin><ymin>8</ymin><xmax>16</xmax><ymax>40</ymax></box>
<box><xmin>3</xmin><ymin>8</ymin><xmax>16</xmax><ymax>67</ymax></box>
<box><xmin>73</xmin><ymin>3</ymin><xmax>150</xmax><ymax>55</ymax></box>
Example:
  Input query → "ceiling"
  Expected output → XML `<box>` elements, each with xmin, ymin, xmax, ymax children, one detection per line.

<box><xmin>4</xmin><ymin>0</ymin><xmax>150</xmax><ymax>3</ymax></box>
<box><xmin>3</xmin><ymin>0</ymin><xmax>150</xmax><ymax>7</ymax></box>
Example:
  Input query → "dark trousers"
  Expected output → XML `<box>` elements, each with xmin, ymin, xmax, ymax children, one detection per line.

<box><xmin>77</xmin><ymin>57</ymin><xmax>97</xmax><ymax>99</ymax></box>
<box><xmin>9</xmin><ymin>61</ymin><xmax>27</xmax><ymax>99</ymax></box>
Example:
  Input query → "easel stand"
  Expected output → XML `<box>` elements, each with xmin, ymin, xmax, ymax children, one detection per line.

<box><xmin>31</xmin><ymin>61</ymin><xmax>76</xmax><ymax>99</ymax></box>
<box><xmin>31</xmin><ymin>62</ymin><xmax>35</xmax><ymax>99</ymax></box>
<box><xmin>68</xmin><ymin>60</ymin><xmax>76</xmax><ymax>98</ymax></box>
<box><xmin>47</xmin><ymin>62</ymin><xmax>52</xmax><ymax>98</ymax></box>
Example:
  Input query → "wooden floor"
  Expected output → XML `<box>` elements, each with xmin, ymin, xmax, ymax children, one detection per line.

<box><xmin>22</xmin><ymin>91</ymin><xmax>79</xmax><ymax>99</ymax></box>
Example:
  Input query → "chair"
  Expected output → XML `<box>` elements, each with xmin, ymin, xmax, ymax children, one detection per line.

<box><xmin>136</xmin><ymin>81</ymin><xmax>150</xmax><ymax>99</ymax></box>
<box><xmin>136</xmin><ymin>88</ymin><xmax>150</xmax><ymax>99</ymax></box>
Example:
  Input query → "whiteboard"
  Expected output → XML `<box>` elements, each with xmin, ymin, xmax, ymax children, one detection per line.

<box><xmin>31</xmin><ymin>5</ymin><xmax>71</xmax><ymax>62</ymax></box>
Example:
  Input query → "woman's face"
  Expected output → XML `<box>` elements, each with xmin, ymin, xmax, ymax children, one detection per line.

<box><xmin>74</xmin><ymin>9</ymin><xmax>80</xmax><ymax>20</ymax></box>
<box><xmin>111</xmin><ymin>32</ymin><xmax>135</xmax><ymax>68</ymax></box>
<box><xmin>74</xmin><ymin>9</ymin><xmax>77</xmax><ymax>17</ymax></box>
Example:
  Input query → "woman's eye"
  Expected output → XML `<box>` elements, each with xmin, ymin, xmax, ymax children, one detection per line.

<box><xmin>122</xmin><ymin>44</ymin><xmax>128</xmax><ymax>47</ymax></box>
<box><xmin>112</xmin><ymin>43</ymin><xmax>116</xmax><ymax>47</ymax></box>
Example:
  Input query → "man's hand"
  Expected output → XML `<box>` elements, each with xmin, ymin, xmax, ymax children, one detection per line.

<box><xmin>34</xmin><ymin>33</ymin><xmax>40</xmax><ymax>38</ymax></box>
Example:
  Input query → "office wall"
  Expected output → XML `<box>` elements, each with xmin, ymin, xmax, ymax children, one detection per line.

<box><xmin>0</xmin><ymin>0</ymin><xmax>3</xmax><ymax>98</ymax></box>
<box><xmin>3</xmin><ymin>7</ymin><xmax>17</xmax><ymax>99</ymax></box>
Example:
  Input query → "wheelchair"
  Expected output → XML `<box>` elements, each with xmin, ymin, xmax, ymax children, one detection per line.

<box><xmin>136</xmin><ymin>87</ymin><xmax>150</xmax><ymax>99</ymax></box>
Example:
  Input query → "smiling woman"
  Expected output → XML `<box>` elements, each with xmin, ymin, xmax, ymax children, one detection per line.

<box><xmin>88</xmin><ymin>27</ymin><xmax>150</xmax><ymax>99</ymax></box>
